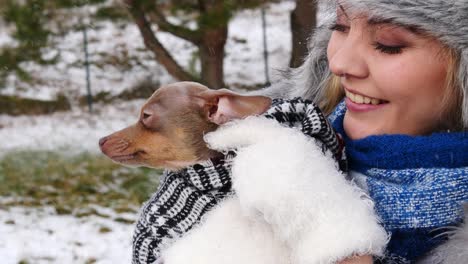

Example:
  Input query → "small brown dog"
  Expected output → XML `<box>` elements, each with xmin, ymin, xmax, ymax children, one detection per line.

<box><xmin>99</xmin><ymin>81</ymin><xmax>271</xmax><ymax>169</ymax></box>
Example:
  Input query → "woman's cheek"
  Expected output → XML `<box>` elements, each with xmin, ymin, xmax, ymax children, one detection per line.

<box><xmin>327</xmin><ymin>33</ymin><xmax>342</xmax><ymax>61</ymax></box>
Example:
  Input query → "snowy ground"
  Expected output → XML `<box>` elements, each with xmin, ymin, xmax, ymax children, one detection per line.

<box><xmin>0</xmin><ymin>206</ymin><xmax>135</xmax><ymax>264</ymax></box>
<box><xmin>0</xmin><ymin>100</ymin><xmax>144</xmax><ymax>155</ymax></box>
<box><xmin>0</xmin><ymin>1</ymin><xmax>301</xmax><ymax>263</ymax></box>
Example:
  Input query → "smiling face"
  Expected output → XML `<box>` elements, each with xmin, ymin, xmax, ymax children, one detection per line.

<box><xmin>327</xmin><ymin>6</ymin><xmax>451</xmax><ymax>140</ymax></box>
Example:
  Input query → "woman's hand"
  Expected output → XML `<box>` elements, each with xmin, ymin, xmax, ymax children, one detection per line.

<box><xmin>338</xmin><ymin>255</ymin><xmax>373</xmax><ymax>264</ymax></box>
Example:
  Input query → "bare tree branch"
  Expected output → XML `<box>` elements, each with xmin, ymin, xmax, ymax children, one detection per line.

<box><xmin>124</xmin><ymin>0</ymin><xmax>200</xmax><ymax>82</ymax></box>
<box><xmin>148</xmin><ymin>8</ymin><xmax>202</xmax><ymax>45</ymax></box>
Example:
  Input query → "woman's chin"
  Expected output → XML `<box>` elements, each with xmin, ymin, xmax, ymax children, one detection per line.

<box><xmin>343</xmin><ymin>113</ymin><xmax>381</xmax><ymax>140</ymax></box>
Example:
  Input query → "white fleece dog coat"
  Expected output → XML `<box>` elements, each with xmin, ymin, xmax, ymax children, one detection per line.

<box><xmin>160</xmin><ymin>116</ymin><xmax>389</xmax><ymax>264</ymax></box>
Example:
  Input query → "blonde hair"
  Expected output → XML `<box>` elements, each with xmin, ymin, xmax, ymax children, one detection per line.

<box><xmin>440</xmin><ymin>48</ymin><xmax>463</xmax><ymax>131</ymax></box>
<box><xmin>321</xmin><ymin>46</ymin><xmax>464</xmax><ymax>132</ymax></box>
<box><xmin>321</xmin><ymin>74</ymin><xmax>344</xmax><ymax>116</ymax></box>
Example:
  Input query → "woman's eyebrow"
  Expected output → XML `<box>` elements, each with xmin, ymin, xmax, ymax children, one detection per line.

<box><xmin>368</xmin><ymin>17</ymin><xmax>424</xmax><ymax>34</ymax></box>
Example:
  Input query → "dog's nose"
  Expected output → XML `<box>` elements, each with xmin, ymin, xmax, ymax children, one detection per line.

<box><xmin>99</xmin><ymin>137</ymin><xmax>108</xmax><ymax>147</ymax></box>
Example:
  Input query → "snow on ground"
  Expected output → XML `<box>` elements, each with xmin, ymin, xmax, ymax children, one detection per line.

<box><xmin>0</xmin><ymin>1</ymin><xmax>300</xmax><ymax>263</ymax></box>
<box><xmin>0</xmin><ymin>206</ymin><xmax>135</xmax><ymax>264</ymax></box>
<box><xmin>0</xmin><ymin>100</ymin><xmax>144</xmax><ymax>155</ymax></box>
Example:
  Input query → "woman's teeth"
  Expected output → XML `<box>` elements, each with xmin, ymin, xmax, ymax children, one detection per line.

<box><xmin>345</xmin><ymin>90</ymin><xmax>382</xmax><ymax>105</ymax></box>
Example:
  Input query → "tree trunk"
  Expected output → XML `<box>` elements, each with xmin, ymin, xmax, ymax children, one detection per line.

<box><xmin>289</xmin><ymin>0</ymin><xmax>317</xmax><ymax>68</ymax></box>
<box><xmin>125</xmin><ymin>0</ymin><xmax>200</xmax><ymax>83</ymax></box>
<box><xmin>197</xmin><ymin>0</ymin><xmax>228</xmax><ymax>89</ymax></box>
<box><xmin>199</xmin><ymin>26</ymin><xmax>227</xmax><ymax>89</ymax></box>
<box><xmin>125</xmin><ymin>0</ymin><xmax>229</xmax><ymax>88</ymax></box>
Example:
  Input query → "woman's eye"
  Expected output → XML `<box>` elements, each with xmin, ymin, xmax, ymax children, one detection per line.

<box><xmin>329</xmin><ymin>23</ymin><xmax>349</xmax><ymax>33</ymax></box>
<box><xmin>373</xmin><ymin>43</ymin><xmax>404</xmax><ymax>54</ymax></box>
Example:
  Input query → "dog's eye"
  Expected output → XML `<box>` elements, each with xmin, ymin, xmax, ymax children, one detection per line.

<box><xmin>141</xmin><ymin>109</ymin><xmax>153</xmax><ymax>121</ymax></box>
<box><xmin>140</xmin><ymin>109</ymin><xmax>159</xmax><ymax>129</ymax></box>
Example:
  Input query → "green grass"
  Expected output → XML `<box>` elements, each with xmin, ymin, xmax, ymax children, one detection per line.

<box><xmin>0</xmin><ymin>150</ymin><xmax>162</xmax><ymax>216</ymax></box>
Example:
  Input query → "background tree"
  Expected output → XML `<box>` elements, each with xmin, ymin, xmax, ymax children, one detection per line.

<box><xmin>0</xmin><ymin>0</ymin><xmax>318</xmax><ymax>90</ymax></box>
<box><xmin>0</xmin><ymin>0</ymin><xmax>51</xmax><ymax>83</ymax></box>
<box><xmin>0</xmin><ymin>0</ymin><xmax>107</xmax><ymax>86</ymax></box>
<box><xmin>289</xmin><ymin>0</ymin><xmax>316</xmax><ymax>68</ymax></box>
<box><xmin>124</xmin><ymin>0</ymin><xmax>266</xmax><ymax>89</ymax></box>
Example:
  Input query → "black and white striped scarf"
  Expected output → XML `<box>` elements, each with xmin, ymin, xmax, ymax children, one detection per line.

<box><xmin>132</xmin><ymin>98</ymin><xmax>346</xmax><ymax>264</ymax></box>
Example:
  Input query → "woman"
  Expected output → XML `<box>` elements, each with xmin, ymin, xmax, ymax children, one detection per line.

<box><xmin>133</xmin><ymin>0</ymin><xmax>467</xmax><ymax>263</ymax></box>
<box><xmin>264</xmin><ymin>0</ymin><xmax>467</xmax><ymax>262</ymax></box>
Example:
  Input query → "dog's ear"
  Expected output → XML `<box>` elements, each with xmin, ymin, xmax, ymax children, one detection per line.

<box><xmin>198</xmin><ymin>89</ymin><xmax>272</xmax><ymax>125</ymax></box>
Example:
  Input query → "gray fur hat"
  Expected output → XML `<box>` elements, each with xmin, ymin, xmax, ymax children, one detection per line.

<box><xmin>263</xmin><ymin>0</ymin><xmax>468</xmax><ymax>129</ymax></box>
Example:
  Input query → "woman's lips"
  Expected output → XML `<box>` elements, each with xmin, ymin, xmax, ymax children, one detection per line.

<box><xmin>344</xmin><ymin>89</ymin><xmax>388</xmax><ymax>112</ymax></box>
<box><xmin>345</xmin><ymin>89</ymin><xmax>384</xmax><ymax>105</ymax></box>
<box><xmin>345</xmin><ymin>97</ymin><xmax>387</xmax><ymax>112</ymax></box>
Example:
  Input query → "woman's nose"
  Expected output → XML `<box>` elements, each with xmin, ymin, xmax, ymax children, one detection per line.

<box><xmin>327</xmin><ymin>34</ymin><xmax>369</xmax><ymax>79</ymax></box>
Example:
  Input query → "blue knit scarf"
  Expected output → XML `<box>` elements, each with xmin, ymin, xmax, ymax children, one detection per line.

<box><xmin>329</xmin><ymin>102</ymin><xmax>468</xmax><ymax>263</ymax></box>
